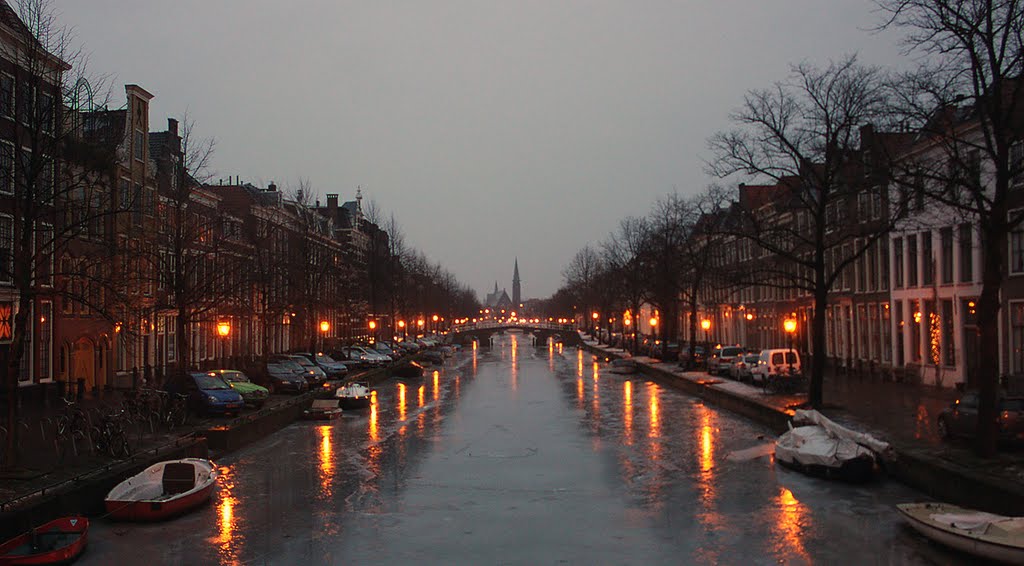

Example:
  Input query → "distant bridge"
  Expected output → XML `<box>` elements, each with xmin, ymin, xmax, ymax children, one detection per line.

<box><xmin>450</xmin><ymin>321</ymin><xmax>582</xmax><ymax>347</ymax></box>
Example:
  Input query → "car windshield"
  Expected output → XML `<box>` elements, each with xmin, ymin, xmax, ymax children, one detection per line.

<box><xmin>194</xmin><ymin>374</ymin><xmax>231</xmax><ymax>390</ymax></box>
<box><xmin>1002</xmin><ymin>399</ymin><xmax>1024</xmax><ymax>411</ymax></box>
<box><xmin>292</xmin><ymin>357</ymin><xmax>315</xmax><ymax>367</ymax></box>
<box><xmin>744</xmin><ymin>355</ymin><xmax>759</xmax><ymax>363</ymax></box>
<box><xmin>277</xmin><ymin>361</ymin><xmax>303</xmax><ymax>371</ymax></box>
<box><xmin>316</xmin><ymin>355</ymin><xmax>337</xmax><ymax>364</ymax></box>
<box><xmin>221</xmin><ymin>371</ymin><xmax>249</xmax><ymax>383</ymax></box>
<box><xmin>722</xmin><ymin>347</ymin><xmax>743</xmax><ymax>356</ymax></box>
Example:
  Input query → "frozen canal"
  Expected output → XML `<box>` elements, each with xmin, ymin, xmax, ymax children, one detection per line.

<box><xmin>84</xmin><ymin>334</ymin><xmax>955</xmax><ymax>565</ymax></box>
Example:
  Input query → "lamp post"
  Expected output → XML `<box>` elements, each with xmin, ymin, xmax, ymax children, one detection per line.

<box><xmin>649</xmin><ymin>316</ymin><xmax>659</xmax><ymax>353</ymax></box>
<box><xmin>592</xmin><ymin>312</ymin><xmax>599</xmax><ymax>343</ymax></box>
<box><xmin>368</xmin><ymin>320</ymin><xmax>377</xmax><ymax>344</ymax></box>
<box><xmin>417</xmin><ymin>319</ymin><xmax>425</xmax><ymax>337</ymax></box>
<box><xmin>432</xmin><ymin>314</ymin><xmax>439</xmax><ymax>334</ymax></box>
<box><xmin>398</xmin><ymin>320</ymin><xmax>406</xmax><ymax>341</ymax></box>
<box><xmin>216</xmin><ymin>320</ymin><xmax>231</xmax><ymax>369</ymax></box>
<box><xmin>783</xmin><ymin>318</ymin><xmax>797</xmax><ymax>374</ymax></box>
<box><xmin>701</xmin><ymin>318</ymin><xmax>711</xmax><ymax>369</ymax></box>
<box><xmin>319</xmin><ymin>320</ymin><xmax>330</xmax><ymax>353</ymax></box>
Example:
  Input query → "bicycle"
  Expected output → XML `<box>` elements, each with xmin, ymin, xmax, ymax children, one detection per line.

<box><xmin>90</xmin><ymin>409</ymin><xmax>131</xmax><ymax>458</ymax></box>
<box><xmin>54</xmin><ymin>398</ymin><xmax>91</xmax><ymax>460</ymax></box>
<box><xmin>152</xmin><ymin>391</ymin><xmax>189</xmax><ymax>431</ymax></box>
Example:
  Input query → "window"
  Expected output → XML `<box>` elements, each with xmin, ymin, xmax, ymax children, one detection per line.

<box><xmin>895</xmin><ymin>300</ymin><xmax>904</xmax><ymax>366</ymax></box>
<box><xmin>36</xmin><ymin>223</ymin><xmax>52</xmax><ymax>286</ymax></box>
<box><xmin>922</xmin><ymin>232</ymin><xmax>934</xmax><ymax>285</ymax></box>
<box><xmin>18</xmin><ymin>303</ymin><xmax>31</xmax><ymax>382</ymax></box>
<box><xmin>882</xmin><ymin>302</ymin><xmax>892</xmax><ymax>363</ymax></box>
<box><xmin>941</xmin><ymin>299</ymin><xmax>954</xmax><ymax>367</ymax></box>
<box><xmin>0</xmin><ymin>74</ymin><xmax>12</xmax><ymax>118</ymax></box>
<box><xmin>940</xmin><ymin>227</ymin><xmax>954</xmax><ymax>284</ymax></box>
<box><xmin>39</xmin><ymin>301</ymin><xmax>52</xmax><ymax>380</ymax></box>
<box><xmin>908</xmin><ymin>235</ymin><xmax>918</xmax><ymax>286</ymax></box>
<box><xmin>0</xmin><ymin>141</ymin><xmax>12</xmax><ymax>195</ymax></box>
<box><xmin>16</xmin><ymin>81</ymin><xmax>31</xmax><ymax>125</ymax></box>
<box><xmin>38</xmin><ymin>92</ymin><xmax>53</xmax><ymax>134</ymax></box>
<box><xmin>893</xmin><ymin>237</ymin><xmax>904</xmax><ymax>288</ymax></box>
<box><xmin>0</xmin><ymin>214</ymin><xmax>11</xmax><ymax>283</ymax></box>
<box><xmin>1012</xmin><ymin>225</ymin><xmax>1024</xmax><ymax>274</ymax></box>
<box><xmin>1013</xmin><ymin>303</ymin><xmax>1024</xmax><ymax>373</ymax></box>
<box><xmin>1012</xmin><ymin>142</ymin><xmax>1023</xmax><ymax>186</ymax></box>
<box><xmin>960</xmin><ymin>223</ymin><xmax>973</xmax><ymax>282</ymax></box>
<box><xmin>910</xmin><ymin>299</ymin><xmax>922</xmax><ymax>363</ymax></box>
<box><xmin>134</xmin><ymin>130</ymin><xmax>144</xmax><ymax>161</ymax></box>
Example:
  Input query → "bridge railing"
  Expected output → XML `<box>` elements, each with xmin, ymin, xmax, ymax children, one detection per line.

<box><xmin>452</xmin><ymin>321</ymin><xmax>576</xmax><ymax>333</ymax></box>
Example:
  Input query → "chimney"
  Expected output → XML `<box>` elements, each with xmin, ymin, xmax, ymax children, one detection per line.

<box><xmin>168</xmin><ymin>118</ymin><xmax>178</xmax><ymax>137</ymax></box>
<box><xmin>327</xmin><ymin>194</ymin><xmax>338</xmax><ymax>210</ymax></box>
<box><xmin>268</xmin><ymin>182</ymin><xmax>277</xmax><ymax>192</ymax></box>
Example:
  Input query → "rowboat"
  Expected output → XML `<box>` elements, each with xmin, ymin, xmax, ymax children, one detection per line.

<box><xmin>335</xmin><ymin>382</ymin><xmax>372</xmax><ymax>410</ymax></box>
<box><xmin>774</xmin><ymin>409</ymin><xmax>891</xmax><ymax>483</ymax></box>
<box><xmin>898</xmin><ymin>502</ymin><xmax>1024</xmax><ymax>564</ymax></box>
<box><xmin>304</xmin><ymin>399</ymin><xmax>343</xmax><ymax>420</ymax></box>
<box><xmin>607</xmin><ymin>358</ymin><xmax>638</xmax><ymax>375</ymax></box>
<box><xmin>0</xmin><ymin>516</ymin><xmax>88</xmax><ymax>565</ymax></box>
<box><xmin>105</xmin><ymin>458</ymin><xmax>218</xmax><ymax>521</ymax></box>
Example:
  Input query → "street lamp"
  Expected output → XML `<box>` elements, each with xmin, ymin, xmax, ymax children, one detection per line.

<box><xmin>216</xmin><ymin>321</ymin><xmax>231</xmax><ymax>368</ymax></box>
<box><xmin>432</xmin><ymin>314</ymin><xmax>439</xmax><ymax>334</ymax></box>
<box><xmin>368</xmin><ymin>320</ymin><xmax>377</xmax><ymax>343</ymax></box>
<box><xmin>319</xmin><ymin>320</ymin><xmax>330</xmax><ymax>353</ymax></box>
<box><xmin>592</xmin><ymin>312</ymin><xmax>600</xmax><ymax>342</ymax></box>
<box><xmin>783</xmin><ymin>318</ymin><xmax>797</xmax><ymax>373</ymax></box>
<box><xmin>398</xmin><ymin>320</ymin><xmax>406</xmax><ymax>341</ymax></box>
<box><xmin>701</xmin><ymin>318</ymin><xmax>711</xmax><ymax>368</ymax></box>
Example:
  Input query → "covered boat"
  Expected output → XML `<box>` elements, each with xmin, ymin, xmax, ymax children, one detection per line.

<box><xmin>304</xmin><ymin>399</ymin><xmax>343</xmax><ymax>420</ymax></box>
<box><xmin>0</xmin><ymin>516</ymin><xmax>88</xmax><ymax>565</ymax></box>
<box><xmin>774</xmin><ymin>409</ymin><xmax>890</xmax><ymax>483</ymax></box>
<box><xmin>898</xmin><ymin>502</ymin><xmax>1024</xmax><ymax>564</ymax></box>
<box><xmin>105</xmin><ymin>458</ymin><xmax>218</xmax><ymax>521</ymax></box>
<box><xmin>607</xmin><ymin>358</ymin><xmax>638</xmax><ymax>375</ymax></box>
<box><xmin>335</xmin><ymin>382</ymin><xmax>372</xmax><ymax>410</ymax></box>
<box><xmin>392</xmin><ymin>361</ymin><xmax>425</xmax><ymax>378</ymax></box>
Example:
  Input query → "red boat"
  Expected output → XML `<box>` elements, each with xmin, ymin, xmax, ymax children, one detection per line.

<box><xmin>105</xmin><ymin>458</ymin><xmax>218</xmax><ymax>521</ymax></box>
<box><xmin>0</xmin><ymin>516</ymin><xmax>88</xmax><ymax>565</ymax></box>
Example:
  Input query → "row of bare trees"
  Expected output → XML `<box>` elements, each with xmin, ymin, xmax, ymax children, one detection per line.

<box><xmin>551</xmin><ymin>0</ymin><xmax>1022</xmax><ymax>458</ymax></box>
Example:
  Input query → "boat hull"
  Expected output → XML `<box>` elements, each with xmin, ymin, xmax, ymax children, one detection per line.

<box><xmin>0</xmin><ymin>517</ymin><xmax>88</xmax><ymax>566</ymax></box>
<box><xmin>104</xmin><ymin>458</ymin><xmax>217</xmax><ymax>522</ymax></box>
<box><xmin>337</xmin><ymin>396</ymin><xmax>372</xmax><ymax>410</ymax></box>
<box><xmin>898</xmin><ymin>503</ymin><xmax>1024</xmax><ymax>564</ymax></box>
<box><xmin>775</xmin><ymin>452</ymin><xmax>877</xmax><ymax>483</ymax></box>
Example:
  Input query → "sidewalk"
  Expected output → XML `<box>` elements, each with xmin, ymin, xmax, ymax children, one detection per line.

<box><xmin>583</xmin><ymin>339</ymin><xmax>1024</xmax><ymax>515</ymax></box>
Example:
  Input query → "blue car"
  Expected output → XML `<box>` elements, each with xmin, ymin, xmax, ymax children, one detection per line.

<box><xmin>185</xmin><ymin>372</ymin><xmax>246</xmax><ymax>415</ymax></box>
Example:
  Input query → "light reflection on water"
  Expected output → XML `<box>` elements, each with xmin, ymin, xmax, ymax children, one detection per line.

<box><xmin>775</xmin><ymin>487</ymin><xmax>810</xmax><ymax>562</ymax></box>
<box><xmin>318</xmin><ymin>425</ymin><xmax>334</xmax><ymax>498</ymax></box>
<box><xmin>215</xmin><ymin>465</ymin><xmax>241</xmax><ymax>566</ymax></box>
<box><xmin>623</xmin><ymin>380</ymin><xmax>633</xmax><ymax>445</ymax></box>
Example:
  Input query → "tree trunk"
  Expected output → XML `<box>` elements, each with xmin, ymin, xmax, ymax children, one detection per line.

<box><xmin>174</xmin><ymin>306</ymin><xmax>190</xmax><ymax>389</ymax></box>
<box><xmin>975</xmin><ymin>213</ymin><xmax>1006</xmax><ymax>458</ymax></box>
<box><xmin>4</xmin><ymin>302</ymin><xmax>29</xmax><ymax>469</ymax></box>
<box><xmin>808</xmin><ymin>283</ymin><xmax>829</xmax><ymax>408</ymax></box>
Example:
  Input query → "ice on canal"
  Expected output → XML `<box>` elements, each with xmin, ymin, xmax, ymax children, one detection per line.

<box><xmin>83</xmin><ymin>334</ymin><xmax>957</xmax><ymax>565</ymax></box>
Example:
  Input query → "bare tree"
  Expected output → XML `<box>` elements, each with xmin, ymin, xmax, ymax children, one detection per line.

<box><xmin>1</xmin><ymin>0</ymin><xmax>125</xmax><ymax>466</ymax></box>
<box><xmin>602</xmin><ymin>217</ymin><xmax>650</xmax><ymax>352</ymax></box>
<box><xmin>877</xmin><ymin>0</ymin><xmax>1024</xmax><ymax>456</ymax></box>
<box><xmin>707</xmin><ymin>56</ymin><xmax>901</xmax><ymax>408</ymax></box>
<box><xmin>561</xmin><ymin>245</ymin><xmax>602</xmax><ymax>334</ymax></box>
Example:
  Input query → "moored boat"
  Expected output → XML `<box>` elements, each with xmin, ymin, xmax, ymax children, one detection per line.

<box><xmin>392</xmin><ymin>361</ymin><xmax>425</xmax><ymax>378</ymax></box>
<box><xmin>607</xmin><ymin>358</ymin><xmax>638</xmax><ymax>375</ymax></box>
<box><xmin>0</xmin><ymin>516</ymin><xmax>88</xmax><ymax>565</ymax></box>
<box><xmin>104</xmin><ymin>458</ymin><xmax>218</xmax><ymax>521</ymax></box>
<box><xmin>335</xmin><ymin>382</ymin><xmax>372</xmax><ymax>410</ymax></box>
<box><xmin>897</xmin><ymin>502</ymin><xmax>1024</xmax><ymax>564</ymax></box>
<box><xmin>774</xmin><ymin>409</ymin><xmax>890</xmax><ymax>483</ymax></box>
<box><xmin>304</xmin><ymin>399</ymin><xmax>343</xmax><ymax>420</ymax></box>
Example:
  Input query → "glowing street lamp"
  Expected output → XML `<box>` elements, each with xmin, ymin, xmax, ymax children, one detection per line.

<box><xmin>783</xmin><ymin>318</ymin><xmax>798</xmax><ymax>372</ymax></box>
<box><xmin>319</xmin><ymin>320</ymin><xmax>331</xmax><ymax>333</ymax></box>
<box><xmin>217</xmin><ymin>321</ymin><xmax>231</xmax><ymax>337</ymax></box>
<box><xmin>398</xmin><ymin>320</ymin><xmax>407</xmax><ymax>340</ymax></box>
<box><xmin>700</xmin><ymin>318</ymin><xmax>712</xmax><ymax>366</ymax></box>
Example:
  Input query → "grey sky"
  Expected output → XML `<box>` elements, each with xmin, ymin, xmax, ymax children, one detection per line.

<box><xmin>55</xmin><ymin>1</ymin><xmax>906</xmax><ymax>300</ymax></box>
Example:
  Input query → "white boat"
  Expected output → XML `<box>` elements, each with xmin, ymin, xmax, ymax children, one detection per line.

<box><xmin>335</xmin><ymin>381</ymin><xmax>372</xmax><ymax>410</ymax></box>
<box><xmin>897</xmin><ymin>502</ymin><xmax>1024</xmax><ymax>564</ymax></box>
<box><xmin>607</xmin><ymin>358</ymin><xmax>638</xmax><ymax>375</ymax></box>
<box><xmin>105</xmin><ymin>458</ymin><xmax>218</xmax><ymax>521</ymax></box>
<box><xmin>774</xmin><ymin>409</ymin><xmax>891</xmax><ymax>483</ymax></box>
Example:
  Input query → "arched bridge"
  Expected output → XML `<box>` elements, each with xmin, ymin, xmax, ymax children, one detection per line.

<box><xmin>450</xmin><ymin>321</ymin><xmax>582</xmax><ymax>347</ymax></box>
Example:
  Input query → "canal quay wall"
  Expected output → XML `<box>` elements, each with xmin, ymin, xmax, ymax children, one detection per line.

<box><xmin>0</xmin><ymin>360</ymin><xmax>417</xmax><ymax>540</ymax></box>
<box><xmin>580</xmin><ymin>342</ymin><xmax>1024</xmax><ymax>516</ymax></box>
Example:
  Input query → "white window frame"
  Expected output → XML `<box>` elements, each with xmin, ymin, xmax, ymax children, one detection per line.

<box><xmin>38</xmin><ymin>300</ymin><xmax>52</xmax><ymax>382</ymax></box>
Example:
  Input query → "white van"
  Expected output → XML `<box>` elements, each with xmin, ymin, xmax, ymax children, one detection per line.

<box><xmin>750</xmin><ymin>349</ymin><xmax>801</xmax><ymax>384</ymax></box>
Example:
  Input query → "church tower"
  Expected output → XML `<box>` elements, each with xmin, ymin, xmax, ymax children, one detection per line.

<box><xmin>512</xmin><ymin>258</ymin><xmax>521</xmax><ymax>306</ymax></box>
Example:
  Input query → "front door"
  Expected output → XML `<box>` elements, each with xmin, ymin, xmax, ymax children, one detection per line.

<box><xmin>72</xmin><ymin>338</ymin><xmax>96</xmax><ymax>393</ymax></box>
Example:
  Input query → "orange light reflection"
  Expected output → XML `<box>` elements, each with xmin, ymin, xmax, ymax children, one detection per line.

<box><xmin>623</xmin><ymin>381</ymin><xmax>633</xmax><ymax>445</ymax></box>
<box><xmin>774</xmin><ymin>488</ymin><xmax>810</xmax><ymax>562</ymax></box>
<box><xmin>318</xmin><ymin>425</ymin><xmax>334</xmax><ymax>497</ymax></box>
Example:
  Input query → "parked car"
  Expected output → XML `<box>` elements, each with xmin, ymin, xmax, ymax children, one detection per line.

<box><xmin>651</xmin><ymin>342</ymin><xmax>680</xmax><ymax>361</ymax></box>
<box><xmin>180</xmin><ymin>372</ymin><xmax>245</xmax><ymax>416</ymax></box>
<box><xmin>294</xmin><ymin>352</ymin><xmax>349</xmax><ymax>379</ymax></box>
<box><xmin>937</xmin><ymin>391</ymin><xmax>1024</xmax><ymax>444</ymax></box>
<box><xmin>729</xmin><ymin>353</ymin><xmax>760</xmax><ymax>382</ymax></box>
<box><xmin>678</xmin><ymin>346</ymin><xmax>706</xmax><ymax>369</ymax></box>
<box><xmin>276</xmin><ymin>352</ymin><xmax>327</xmax><ymax>384</ymax></box>
<box><xmin>208</xmin><ymin>369</ymin><xmax>269</xmax><ymax>408</ymax></box>
<box><xmin>708</xmin><ymin>346</ymin><xmax>745</xmax><ymax>376</ymax></box>
<box><xmin>750</xmin><ymin>349</ymin><xmax>801</xmax><ymax>385</ymax></box>
<box><xmin>265</xmin><ymin>362</ymin><xmax>309</xmax><ymax>393</ymax></box>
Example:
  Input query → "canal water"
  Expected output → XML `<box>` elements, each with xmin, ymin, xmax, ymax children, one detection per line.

<box><xmin>83</xmin><ymin>333</ymin><xmax>959</xmax><ymax>565</ymax></box>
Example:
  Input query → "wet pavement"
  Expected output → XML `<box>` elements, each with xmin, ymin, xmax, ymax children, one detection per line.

<box><xmin>78</xmin><ymin>335</ymin><xmax>960</xmax><ymax>565</ymax></box>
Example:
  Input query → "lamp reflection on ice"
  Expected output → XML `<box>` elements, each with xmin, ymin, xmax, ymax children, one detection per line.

<box><xmin>623</xmin><ymin>381</ymin><xmax>633</xmax><ymax>444</ymax></box>
<box><xmin>433</xmin><ymin>371</ymin><xmax>439</xmax><ymax>401</ymax></box>
<box><xmin>577</xmin><ymin>349</ymin><xmax>584</xmax><ymax>377</ymax></box>
<box><xmin>215</xmin><ymin>465</ymin><xmax>241</xmax><ymax>566</ymax></box>
<box><xmin>648</xmin><ymin>383</ymin><xmax>660</xmax><ymax>438</ymax></box>
<box><xmin>398</xmin><ymin>383</ymin><xmax>407</xmax><ymax>421</ymax></box>
<box><xmin>774</xmin><ymin>487</ymin><xmax>810</xmax><ymax>561</ymax></box>
<box><xmin>318</xmin><ymin>425</ymin><xmax>334</xmax><ymax>497</ymax></box>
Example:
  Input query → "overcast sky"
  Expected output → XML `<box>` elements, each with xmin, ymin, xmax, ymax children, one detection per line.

<box><xmin>55</xmin><ymin>1</ymin><xmax>907</xmax><ymax>300</ymax></box>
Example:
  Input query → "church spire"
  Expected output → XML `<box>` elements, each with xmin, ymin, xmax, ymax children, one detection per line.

<box><xmin>512</xmin><ymin>257</ymin><xmax>521</xmax><ymax>306</ymax></box>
